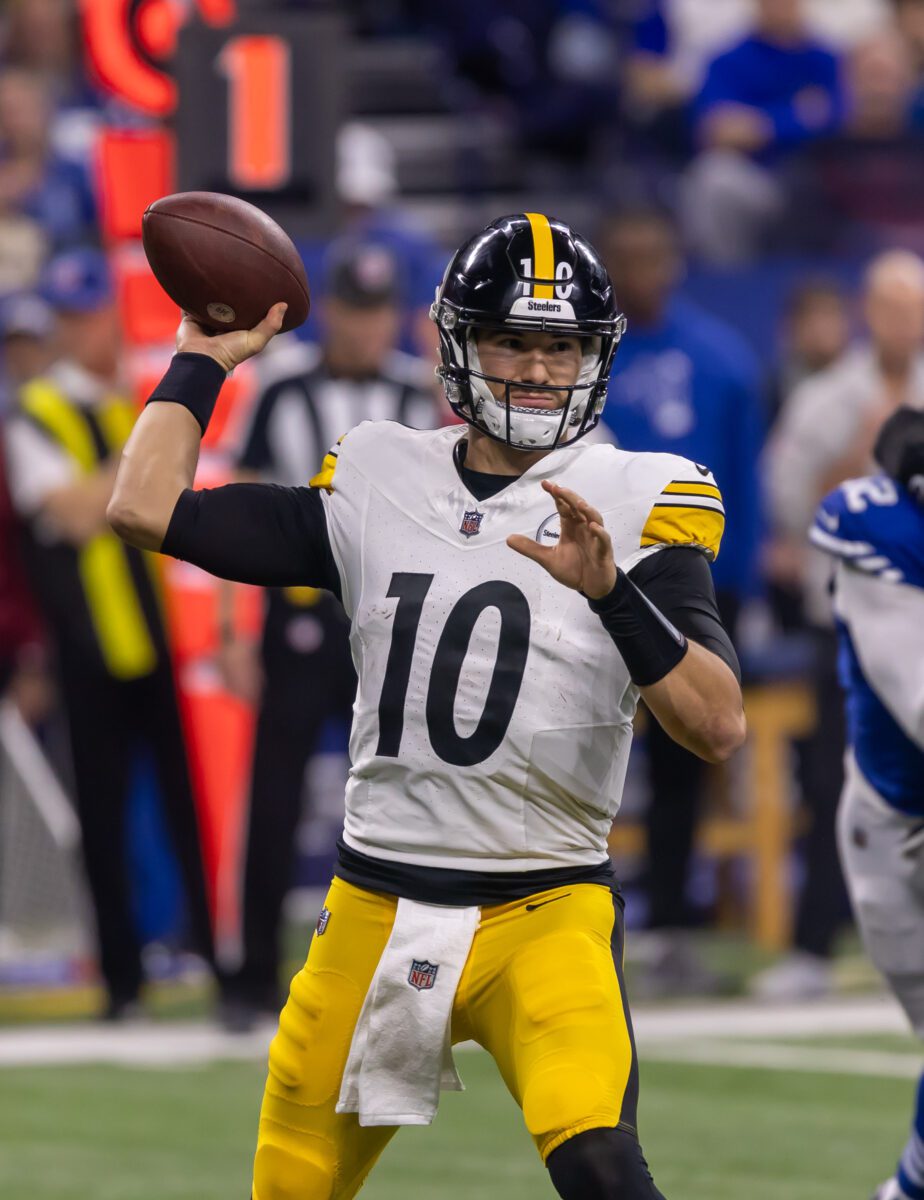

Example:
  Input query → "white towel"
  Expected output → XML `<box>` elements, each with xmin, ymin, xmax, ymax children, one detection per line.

<box><xmin>336</xmin><ymin>897</ymin><xmax>480</xmax><ymax>1127</ymax></box>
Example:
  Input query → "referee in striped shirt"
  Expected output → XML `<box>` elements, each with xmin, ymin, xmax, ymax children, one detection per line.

<box><xmin>219</xmin><ymin>239</ymin><xmax>439</xmax><ymax>1030</ymax></box>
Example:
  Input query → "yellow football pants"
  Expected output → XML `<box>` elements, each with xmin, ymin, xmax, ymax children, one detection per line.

<box><xmin>252</xmin><ymin>876</ymin><xmax>638</xmax><ymax>1200</ymax></box>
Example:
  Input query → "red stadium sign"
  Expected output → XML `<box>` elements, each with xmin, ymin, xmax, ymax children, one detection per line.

<box><xmin>80</xmin><ymin>0</ymin><xmax>236</xmax><ymax>116</ymax></box>
<box><xmin>82</xmin><ymin>1</ymin><xmax>342</xmax><ymax>233</ymax></box>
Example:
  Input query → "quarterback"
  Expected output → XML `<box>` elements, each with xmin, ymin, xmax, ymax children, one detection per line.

<box><xmin>109</xmin><ymin>214</ymin><xmax>745</xmax><ymax>1200</ymax></box>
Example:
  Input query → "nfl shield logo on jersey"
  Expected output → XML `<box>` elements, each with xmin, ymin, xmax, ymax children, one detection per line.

<box><xmin>408</xmin><ymin>960</ymin><xmax>439</xmax><ymax>990</ymax></box>
<box><xmin>316</xmin><ymin>907</ymin><xmax>331</xmax><ymax>936</ymax></box>
<box><xmin>459</xmin><ymin>509</ymin><xmax>484</xmax><ymax>538</ymax></box>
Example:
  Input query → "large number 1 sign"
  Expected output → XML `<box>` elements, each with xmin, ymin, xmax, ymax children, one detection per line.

<box><xmin>218</xmin><ymin>35</ymin><xmax>292</xmax><ymax>191</ymax></box>
<box><xmin>176</xmin><ymin>12</ymin><xmax>345</xmax><ymax>236</ymax></box>
<box><xmin>82</xmin><ymin>3</ymin><xmax>344</xmax><ymax>236</ymax></box>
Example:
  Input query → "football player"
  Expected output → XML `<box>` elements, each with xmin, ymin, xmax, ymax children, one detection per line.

<box><xmin>810</xmin><ymin>408</ymin><xmax>924</xmax><ymax>1200</ymax></box>
<box><xmin>109</xmin><ymin>214</ymin><xmax>746</xmax><ymax>1200</ymax></box>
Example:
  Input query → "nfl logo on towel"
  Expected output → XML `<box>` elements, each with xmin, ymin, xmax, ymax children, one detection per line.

<box><xmin>408</xmin><ymin>960</ymin><xmax>439</xmax><ymax>991</ymax></box>
<box><xmin>459</xmin><ymin>509</ymin><xmax>484</xmax><ymax>538</ymax></box>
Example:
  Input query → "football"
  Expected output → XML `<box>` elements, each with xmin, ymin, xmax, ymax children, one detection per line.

<box><xmin>141</xmin><ymin>191</ymin><xmax>310</xmax><ymax>334</ymax></box>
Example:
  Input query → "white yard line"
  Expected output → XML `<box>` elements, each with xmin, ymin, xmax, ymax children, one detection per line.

<box><xmin>642</xmin><ymin>1040</ymin><xmax>922</xmax><ymax>1079</ymax></box>
<box><xmin>631</xmin><ymin>994</ymin><xmax>909</xmax><ymax>1042</ymax></box>
<box><xmin>0</xmin><ymin>995</ymin><xmax>913</xmax><ymax>1069</ymax></box>
<box><xmin>0</xmin><ymin>1020</ymin><xmax>276</xmax><ymax>1067</ymax></box>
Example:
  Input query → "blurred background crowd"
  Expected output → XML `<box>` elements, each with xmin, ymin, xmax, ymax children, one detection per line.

<box><xmin>0</xmin><ymin>0</ymin><xmax>922</xmax><ymax>1027</ymax></box>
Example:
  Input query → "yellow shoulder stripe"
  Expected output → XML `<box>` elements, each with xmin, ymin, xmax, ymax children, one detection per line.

<box><xmin>662</xmin><ymin>480</ymin><xmax>723</xmax><ymax>502</ymax></box>
<box><xmin>525</xmin><ymin>212</ymin><xmax>555</xmax><ymax>299</ymax></box>
<box><xmin>309</xmin><ymin>451</ymin><xmax>338</xmax><ymax>492</ymax></box>
<box><xmin>641</xmin><ymin>503</ymin><xmax>725</xmax><ymax>560</ymax></box>
<box><xmin>309</xmin><ymin>435</ymin><xmax>346</xmax><ymax>492</ymax></box>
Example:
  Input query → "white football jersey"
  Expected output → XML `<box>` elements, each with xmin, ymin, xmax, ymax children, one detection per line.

<box><xmin>317</xmin><ymin>422</ymin><xmax>725</xmax><ymax>872</ymax></box>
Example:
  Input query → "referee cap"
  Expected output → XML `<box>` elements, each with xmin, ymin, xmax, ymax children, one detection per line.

<box><xmin>324</xmin><ymin>239</ymin><xmax>401</xmax><ymax>309</ymax></box>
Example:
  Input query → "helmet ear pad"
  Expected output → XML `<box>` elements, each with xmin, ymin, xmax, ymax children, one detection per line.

<box><xmin>461</xmin><ymin>330</ymin><xmax>495</xmax><ymax>413</ymax></box>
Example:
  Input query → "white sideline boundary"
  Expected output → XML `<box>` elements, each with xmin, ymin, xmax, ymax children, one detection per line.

<box><xmin>0</xmin><ymin>995</ymin><xmax>916</xmax><ymax>1071</ymax></box>
<box><xmin>0</xmin><ymin>1020</ymin><xmax>278</xmax><ymax>1068</ymax></box>
<box><xmin>632</xmin><ymin>993</ymin><xmax>909</xmax><ymax>1041</ymax></box>
<box><xmin>643</xmin><ymin>1041</ymin><xmax>922</xmax><ymax>1079</ymax></box>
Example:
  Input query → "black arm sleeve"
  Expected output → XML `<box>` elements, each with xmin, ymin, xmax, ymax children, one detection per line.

<box><xmin>161</xmin><ymin>483</ymin><xmax>342</xmax><ymax>598</ymax></box>
<box><xmin>628</xmin><ymin>546</ymin><xmax>741</xmax><ymax>682</ymax></box>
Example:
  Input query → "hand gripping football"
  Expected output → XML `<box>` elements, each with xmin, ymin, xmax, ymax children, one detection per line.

<box><xmin>142</xmin><ymin>191</ymin><xmax>310</xmax><ymax>333</ymax></box>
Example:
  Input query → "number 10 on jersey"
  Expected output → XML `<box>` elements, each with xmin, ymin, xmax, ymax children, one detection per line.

<box><xmin>376</xmin><ymin>572</ymin><xmax>531</xmax><ymax>768</ymax></box>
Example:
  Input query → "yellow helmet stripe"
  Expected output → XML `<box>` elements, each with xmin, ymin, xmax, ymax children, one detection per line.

<box><xmin>525</xmin><ymin>212</ymin><xmax>555</xmax><ymax>299</ymax></box>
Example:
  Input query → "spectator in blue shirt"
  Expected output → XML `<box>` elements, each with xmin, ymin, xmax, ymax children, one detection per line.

<box><xmin>602</xmin><ymin>209</ymin><xmax>765</xmax><ymax>603</ymax></box>
<box><xmin>623</xmin><ymin>0</ymin><xmax>693</xmax><ymax>161</ymax></box>
<box><xmin>695</xmin><ymin>0</ymin><xmax>843</xmax><ymax>162</ymax></box>
<box><xmin>683</xmin><ymin>0</ymin><xmax>844</xmax><ymax>263</ymax></box>
<box><xmin>600</xmin><ymin>207</ymin><xmax>765</xmax><ymax>994</ymax></box>
<box><xmin>0</xmin><ymin>68</ymin><xmax>96</xmax><ymax>252</ymax></box>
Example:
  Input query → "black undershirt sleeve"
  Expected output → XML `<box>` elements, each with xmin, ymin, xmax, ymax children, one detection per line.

<box><xmin>161</xmin><ymin>483</ymin><xmax>342</xmax><ymax>598</ymax></box>
<box><xmin>627</xmin><ymin>545</ymin><xmax>741</xmax><ymax>682</ymax></box>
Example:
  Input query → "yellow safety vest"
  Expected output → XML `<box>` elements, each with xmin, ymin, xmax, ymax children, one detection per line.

<box><xmin>19</xmin><ymin>378</ymin><xmax>160</xmax><ymax>681</ymax></box>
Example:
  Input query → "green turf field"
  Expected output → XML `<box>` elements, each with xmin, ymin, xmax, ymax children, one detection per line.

<box><xmin>0</xmin><ymin>1043</ymin><xmax>917</xmax><ymax>1199</ymax></box>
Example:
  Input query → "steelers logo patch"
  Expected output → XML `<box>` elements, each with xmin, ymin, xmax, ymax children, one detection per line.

<box><xmin>207</xmin><ymin>301</ymin><xmax>236</xmax><ymax>324</ymax></box>
<box><xmin>536</xmin><ymin>513</ymin><xmax>560</xmax><ymax>543</ymax></box>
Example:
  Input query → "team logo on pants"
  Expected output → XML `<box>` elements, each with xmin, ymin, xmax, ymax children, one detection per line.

<box><xmin>408</xmin><ymin>960</ymin><xmax>439</xmax><ymax>990</ymax></box>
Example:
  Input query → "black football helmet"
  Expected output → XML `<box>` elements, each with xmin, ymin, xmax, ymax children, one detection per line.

<box><xmin>431</xmin><ymin>213</ymin><xmax>626</xmax><ymax>450</ymax></box>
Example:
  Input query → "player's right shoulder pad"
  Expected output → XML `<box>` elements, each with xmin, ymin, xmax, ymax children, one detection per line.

<box><xmin>313</xmin><ymin>419</ymin><xmax>441</xmax><ymax>494</ymax></box>
<box><xmin>810</xmin><ymin>475</ymin><xmax>924</xmax><ymax>585</ymax></box>
<box><xmin>308</xmin><ymin>420</ymin><xmax>397</xmax><ymax>491</ymax></box>
<box><xmin>309</xmin><ymin>432</ymin><xmax>347</xmax><ymax>492</ymax></box>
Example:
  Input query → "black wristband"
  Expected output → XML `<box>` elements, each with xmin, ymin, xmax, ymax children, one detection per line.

<box><xmin>145</xmin><ymin>352</ymin><xmax>227</xmax><ymax>435</ymax></box>
<box><xmin>588</xmin><ymin>571</ymin><xmax>688</xmax><ymax>687</ymax></box>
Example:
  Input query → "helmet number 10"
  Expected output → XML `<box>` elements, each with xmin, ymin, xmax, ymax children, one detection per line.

<box><xmin>519</xmin><ymin>259</ymin><xmax>575</xmax><ymax>300</ymax></box>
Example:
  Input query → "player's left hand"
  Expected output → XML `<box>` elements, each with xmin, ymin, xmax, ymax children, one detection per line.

<box><xmin>507</xmin><ymin>480</ymin><xmax>617</xmax><ymax>600</ymax></box>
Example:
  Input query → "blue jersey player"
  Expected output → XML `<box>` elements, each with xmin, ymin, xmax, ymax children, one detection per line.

<box><xmin>811</xmin><ymin>408</ymin><xmax>924</xmax><ymax>1200</ymax></box>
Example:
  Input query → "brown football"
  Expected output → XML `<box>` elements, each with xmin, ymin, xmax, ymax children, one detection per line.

<box><xmin>141</xmin><ymin>192</ymin><xmax>310</xmax><ymax>334</ymax></box>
